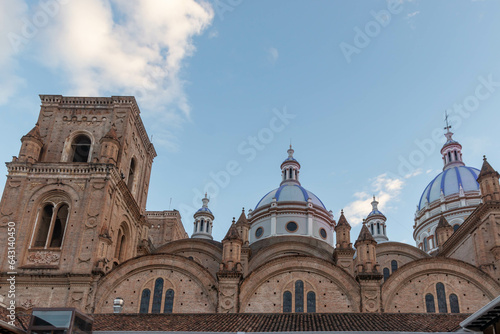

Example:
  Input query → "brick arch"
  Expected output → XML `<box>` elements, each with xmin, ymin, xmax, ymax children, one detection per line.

<box><xmin>94</xmin><ymin>253</ymin><xmax>218</xmax><ymax>313</ymax></box>
<box><xmin>382</xmin><ymin>257</ymin><xmax>499</xmax><ymax>313</ymax></box>
<box><xmin>248</xmin><ymin>236</ymin><xmax>334</xmax><ymax>272</ymax></box>
<box><xmin>240</xmin><ymin>255</ymin><xmax>360</xmax><ymax>313</ymax></box>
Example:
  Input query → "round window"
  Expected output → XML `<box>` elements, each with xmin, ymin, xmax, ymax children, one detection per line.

<box><xmin>319</xmin><ymin>228</ymin><xmax>327</xmax><ymax>239</ymax></box>
<box><xmin>286</xmin><ymin>221</ymin><xmax>298</xmax><ymax>232</ymax></box>
<box><xmin>255</xmin><ymin>227</ymin><xmax>264</xmax><ymax>238</ymax></box>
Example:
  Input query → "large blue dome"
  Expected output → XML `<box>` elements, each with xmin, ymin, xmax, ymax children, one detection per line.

<box><xmin>418</xmin><ymin>166</ymin><xmax>480</xmax><ymax>210</ymax></box>
<box><xmin>255</xmin><ymin>184</ymin><xmax>327</xmax><ymax>210</ymax></box>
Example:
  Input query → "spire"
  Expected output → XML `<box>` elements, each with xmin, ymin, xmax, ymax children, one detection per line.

<box><xmin>24</xmin><ymin>123</ymin><xmax>42</xmax><ymax>140</ymax></box>
<box><xmin>477</xmin><ymin>156</ymin><xmax>499</xmax><ymax>179</ymax></box>
<box><xmin>103</xmin><ymin>123</ymin><xmax>118</xmax><ymax>141</ymax></box>
<box><xmin>236</xmin><ymin>208</ymin><xmax>248</xmax><ymax>225</ymax></box>
<box><xmin>441</xmin><ymin>112</ymin><xmax>465</xmax><ymax>170</ymax></box>
<box><xmin>371</xmin><ymin>196</ymin><xmax>378</xmax><ymax>212</ymax></box>
<box><xmin>356</xmin><ymin>223</ymin><xmax>376</xmax><ymax>244</ymax></box>
<box><xmin>202</xmin><ymin>192</ymin><xmax>209</xmax><ymax>208</ymax></box>
<box><xmin>223</xmin><ymin>221</ymin><xmax>242</xmax><ymax>241</ymax></box>
<box><xmin>336</xmin><ymin>209</ymin><xmax>351</xmax><ymax>228</ymax></box>
<box><xmin>280</xmin><ymin>145</ymin><xmax>301</xmax><ymax>186</ymax></box>
<box><xmin>436</xmin><ymin>215</ymin><xmax>451</xmax><ymax>229</ymax></box>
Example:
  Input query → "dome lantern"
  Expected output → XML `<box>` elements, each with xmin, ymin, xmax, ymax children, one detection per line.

<box><xmin>280</xmin><ymin>145</ymin><xmax>301</xmax><ymax>186</ymax></box>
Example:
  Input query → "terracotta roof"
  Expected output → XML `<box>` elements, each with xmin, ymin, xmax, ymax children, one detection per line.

<box><xmin>356</xmin><ymin>223</ymin><xmax>375</xmax><ymax>243</ymax></box>
<box><xmin>477</xmin><ymin>156</ymin><xmax>499</xmax><ymax>180</ymax></box>
<box><xmin>90</xmin><ymin>312</ymin><xmax>469</xmax><ymax>332</ymax></box>
<box><xmin>436</xmin><ymin>215</ymin><xmax>452</xmax><ymax>229</ymax></box>
<box><xmin>223</xmin><ymin>223</ymin><xmax>242</xmax><ymax>241</ymax></box>
<box><xmin>335</xmin><ymin>210</ymin><xmax>351</xmax><ymax>229</ymax></box>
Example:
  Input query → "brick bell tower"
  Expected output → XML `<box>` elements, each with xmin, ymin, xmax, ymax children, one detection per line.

<box><xmin>0</xmin><ymin>95</ymin><xmax>156</xmax><ymax>312</ymax></box>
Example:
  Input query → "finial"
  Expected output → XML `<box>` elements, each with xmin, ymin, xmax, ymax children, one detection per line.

<box><xmin>362</xmin><ymin>219</ymin><xmax>366</xmax><ymax>225</ymax></box>
<box><xmin>242</xmin><ymin>207</ymin><xmax>245</xmax><ymax>212</ymax></box>
<box><xmin>205</xmin><ymin>192</ymin><xmax>207</xmax><ymax>198</ymax></box>
<box><xmin>232</xmin><ymin>217</ymin><xmax>235</xmax><ymax>224</ymax></box>
<box><xmin>444</xmin><ymin>110</ymin><xmax>452</xmax><ymax>132</ymax></box>
<box><xmin>484</xmin><ymin>155</ymin><xmax>487</xmax><ymax>161</ymax></box>
<box><xmin>341</xmin><ymin>209</ymin><xmax>344</xmax><ymax>215</ymax></box>
<box><xmin>373</xmin><ymin>195</ymin><xmax>376</xmax><ymax>201</ymax></box>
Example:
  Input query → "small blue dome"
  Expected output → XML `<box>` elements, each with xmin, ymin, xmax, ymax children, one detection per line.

<box><xmin>418</xmin><ymin>166</ymin><xmax>480</xmax><ymax>210</ymax></box>
<box><xmin>196</xmin><ymin>207</ymin><xmax>212</xmax><ymax>214</ymax></box>
<box><xmin>368</xmin><ymin>210</ymin><xmax>384</xmax><ymax>217</ymax></box>
<box><xmin>255</xmin><ymin>184</ymin><xmax>326</xmax><ymax>210</ymax></box>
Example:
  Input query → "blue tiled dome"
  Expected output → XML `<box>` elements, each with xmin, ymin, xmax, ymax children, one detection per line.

<box><xmin>196</xmin><ymin>207</ymin><xmax>212</xmax><ymax>214</ymax></box>
<box><xmin>255</xmin><ymin>184</ymin><xmax>326</xmax><ymax>210</ymax></box>
<box><xmin>418</xmin><ymin>166</ymin><xmax>480</xmax><ymax>210</ymax></box>
<box><xmin>368</xmin><ymin>209</ymin><xmax>384</xmax><ymax>217</ymax></box>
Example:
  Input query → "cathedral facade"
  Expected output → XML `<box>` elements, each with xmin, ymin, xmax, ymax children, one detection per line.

<box><xmin>0</xmin><ymin>95</ymin><xmax>499</xmax><ymax>316</ymax></box>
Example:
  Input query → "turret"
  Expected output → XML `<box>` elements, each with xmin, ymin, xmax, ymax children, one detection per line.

<box><xmin>18</xmin><ymin>123</ymin><xmax>43</xmax><ymax>163</ymax></box>
<box><xmin>477</xmin><ymin>156</ymin><xmax>500</xmax><ymax>202</ymax></box>
<box><xmin>280</xmin><ymin>145</ymin><xmax>301</xmax><ymax>186</ymax></box>
<box><xmin>192</xmin><ymin>193</ymin><xmax>214</xmax><ymax>240</ymax></box>
<box><xmin>235</xmin><ymin>208</ymin><xmax>250</xmax><ymax>245</ymax></box>
<box><xmin>220</xmin><ymin>219</ymin><xmax>243</xmax><ymax>272</ymax></box>
<box><xmin>99</xmin><ymin>124</ymin><xmax>120</xmax><ymax>164</ymax></box>
<box><xmin>365</xmin><ymin>196</ymin><xmax>388</xmax><ymax>243</ymax></box>
<box><xmin>435</xmin><ymin>215</ymin><xmax>453</xmax><ymax>248</ymax></box>
<box><xmin>333</xmin><ymin>210</ymin><xmax>355</xmax><ymax>275</ymax></box>
<box><xmin>354</xmin><ymin>222</ymin><xmax>380</xmax><ymax>275</ymax></box>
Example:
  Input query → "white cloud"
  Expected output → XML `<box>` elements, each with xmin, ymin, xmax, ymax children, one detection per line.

<box><xmin>0</xmin><ymin>0</ymin><xmax>28</xmax><ymax>104</ymax></box>
<box><xmin>35</xmin><ymin>0</ymin><xmax>214</xmax><ymax>149</ymax></box>
<box><xmin>208</xmin><ymin>29</ymin><xmax>219</xmax><ymax>39</ymax></box>
<box><xmin>268</xmin><ymin>47</ymin><xmax>279</xmax><ymax>64</ymax></box>
<box><xmin>343</xmin><ymin>173</ymin><xmax>405</xmax><ymax>226</ymax></box>
<box><xmin>406</xmin><ymin>10</ymin><xmax>420</xmax><ymax>18</ymax></box>
<box><xmin>404</xmin><ymin>168</ymin><xmax>422</xmax><ymax>179</ymax></box>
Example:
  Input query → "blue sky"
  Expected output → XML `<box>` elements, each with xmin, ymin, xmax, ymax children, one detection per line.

<box><xmin>1</xmin><ymin>0</ymin><xmax>500</xmax><ymax>244</ymax></box>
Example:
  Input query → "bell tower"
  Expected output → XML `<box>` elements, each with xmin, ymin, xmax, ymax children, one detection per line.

<box><xmin>0</xmin><ymin>95</ymin><xmax>156</xmax><ymax>312</ymax></box>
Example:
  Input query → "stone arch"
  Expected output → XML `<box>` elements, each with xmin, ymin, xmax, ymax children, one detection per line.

<box><xmin>61</xmin><ymin>130</ymin><xmax>96</xmax><ymax>162</ymax></box>
<box><xmin>248</xmin><ymin>236</ymin><xmax>334</xmax><ymax>273</ymax></box>
<box><xmin>382</xmin><ymin>257</ymin><xmax>499</xmax><ymax>313</ymax></box>
<box><xmin>377</xmin><ymin>242</ymin><xmax>429</xmax><ymax>278</ymax></box>
<box><xmin>94</xmin><ymin>253</ymin><xmax>218</xmax><ymax>314</ymax></box>
<box><xmin>240</xmin><ymin>255</ymin><xmax>360</xmax><ymax>313</ymax></box>
<box><xmin>155</xmin><ymin>239</ymin><xmax>222</xmax><ymax>278</ymax></box>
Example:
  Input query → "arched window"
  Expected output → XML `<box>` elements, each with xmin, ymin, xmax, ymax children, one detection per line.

<box><xmin>295</xmin><ymin>280</ymin><xmax>304</xmax><ymax>313</ymax></box>
<box><xmin>425</xmin><ymin>294</ymin><xmax>435</xmax><ymax>313</ymax></box>
<box><xmin>436</xmin><ymin>283</ymin><xmax>447</xmax><ymax>313</ymax></box>
<box><xmin>391</xmin><ymin>260</ymin><xmax>398</xmax><ymax>273</ymax></box>
<box><xmin>423</xmin><ymin>237</ymin><xmax>428</xmax><ymax>252</ymax></box>
<box><xmin>33</xmin><ymin>203</ymin><xmax>69</xmax><ymax>248</ymax></box>
<box><xmin>383</xmin><ymin>268</ymin><xmax>390</xmax><ymax>281</ymax></box>
<box><xmin>71</xmin><ymin>135</ymin><xmax>91</xmax><ymax>162</ymax></box>
<box><xmin>114</xmin><ymin>226</ymin><xmax>128</xmax><ymax>263</ymax></box>
<box><xmin>127</xmin><ymin>159</ymin><xmax>136</xmax><ymax>191</ymax></box>
<box><xmin>283</xmin><ymin>291</ymin><xmax>292</xmax><ymax>313</ymax></box>
<box><xmin>307</xmin><ymin>292</ymin><xmax>316</xmax><ymax>313</ymax></box>
<box><xmin>164</xmin><ymin>289</ymin><xmax>174</xmax><ymax>313</ymax></box>
<box><xmin>200</xmin><ymin>219</ymin><xmax>204</xmax><ymax>232</ymax></box>
<box><xmin>449</xmin><ymin>294</ymin><xmax>459</xmax><ymax>313</ymax></box>
<box><xmin>448</xmin><ymin>151</ymin><xmax>452</xmax><ymax>162</ymax></box>
<box><xmin>454</xmin><ymin>151</ymin><xmax>458</xmax><ymax>161</ymax></box>
<box><xmin>453</xmin><ymin>224</ymin><xmax>460</xmax><ymax>232</ymax></box>
<box><xmin>371</xmin><ymin>224</ymin><xmax>374</xmax><ymax>235</ymax></box>
<box><xmin>152</xmin><ymin>278</ymin><xmax>164</xmax><ymax>313</ymax></box>
<box><xmin>206</xmin><ymin>221</ymin><xmax>210</xmax><ymax>232</ymax></box>
<box><xmin>377</xmin><ymin>223</ymin><xmax>380</xmax><ymax>234</ymax></box>
<box><xmin>139</xmin><ymin>289</ymin><xmax>151</xmax><ymax>314</ymax></box>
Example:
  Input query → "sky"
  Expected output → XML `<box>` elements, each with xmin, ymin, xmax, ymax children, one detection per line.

<box><xmin>1</xmin><ymin>0</ymin><xmax>500</xmax><ymax>244</ymax></box>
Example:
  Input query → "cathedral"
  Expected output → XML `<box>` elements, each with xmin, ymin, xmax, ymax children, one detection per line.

<box><xmin>0</xmin><ymin>95</ymin><xmax>499</xmax><ymax>324</ymax></box>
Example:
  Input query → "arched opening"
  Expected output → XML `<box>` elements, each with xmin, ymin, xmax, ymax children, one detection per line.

<box><xmin>453</xmin><ymin>224</ymin><xmax>460</xmax><ymax>232</ymax></box>
<box><xmin>425</xmin><ymin>294</ymin><xmax>435</xmax><ymax>313</ymax></box>
<box><xmin>423</xmin><ymin>237</ymin><xmax>428</xmax><ymax>252</ymax></box>
<box><xmin>71</xmin><ymin>135</ymin><xmax>91</xmax><ymax>162</ymax></box>
<box><xmin>114</xmin><ymin>224</ymin><xmax>129</xmax><ymax>263</ymax></box>
<box><xmin>306</xmin><ymin>292</ymin><xmax>316</xmax><ymax>313</ymax></box>
<box><xmin>436</xmin><ymin>283</ymin><xmax>447</xmax><ymax>313</ymax></box>
<box><xmin>391</xmin><ymin>260</ymin><xmax>398</xmax><ymax>273</ymax></box>
<box><xmin>449</xmin><ymin>294</ymin><xmax>460</xmax><ymax>313</ymax></box>
<box><xmin>152</xmin><ymin>278</ymin><xmax>164</xmax><ymax>313</ymax></box>
<box><xmin>295</xmin><ymin>280</ymin><xmax>304</xmax><ymax>313</ymax></box>
<box><xmin>34</xmin><ymin>204</ymin><xmax>54</xmax><ymax>247</ymax></box>
<box><xmin>383</xmin><ymin>268</ymin><xmax>390</xmax><ymax>281</ymax></box>
<box><xmin>139</xmin><ymin>289</ymin><xmax>151</xmax><ymax>314</ymax></box>
<box><xmin>283</xmin><ymin>291</ymin><xmax>292</xmax><ymax>313</ymax></box>
<box><xmin>164</xmin><ymin>289</ymin><xmax>174</xmax><ymax>313</ymax></box>
<box><xmin>49</xmin><ymin>204</ymin><xmax>69</xmax><ymax>247</ymax></box>
<box><xmin>127</xmin><ymin>158</ymin><xmax>136</xmax><ymax>191</ymax></box>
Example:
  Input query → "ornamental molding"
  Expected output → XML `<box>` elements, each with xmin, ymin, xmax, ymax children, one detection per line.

<box><xmin>27</xmin><ymin>251</ymin><xmax>60</xmax><ymax>264</ymax></box>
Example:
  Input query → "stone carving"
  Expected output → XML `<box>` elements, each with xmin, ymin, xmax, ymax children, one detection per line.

<box><xmin>21</xmin><ymin>299</ymin><xmax>35</xmax><ymax>309</ymax></box>
<box><xmin>27</xmin><ymin>251</ymin><xmax>60</xmax><ymax>264</ymax></box>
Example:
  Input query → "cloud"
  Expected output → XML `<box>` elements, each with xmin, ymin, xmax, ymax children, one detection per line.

<box><xmin>404</xmin><ymin>168</ymin><xmax>422</xmax><ymax>179</ymax></box>
<box><xmin>208</xmin><ymin>29</ymin><xmax>219</xmax><ymax>39</ymax></box>
<box><xmin>0</xmin><ymin>0</ymin><xmax>28</xmax><ymax>104</ymax></box>
<box><xmin>268</xmin><ymin>47</ymin><xmax>279</xmax><ymax>64</ymax></box>
<box><xmin>35</xmin><ymin>0</ymin><xmax>214</xmax><ymax>149</ymax></box>
<box><xmin>343</xmin><ymin>173</ymin><xmax>405</xmax><ymax>226</ymax></box>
